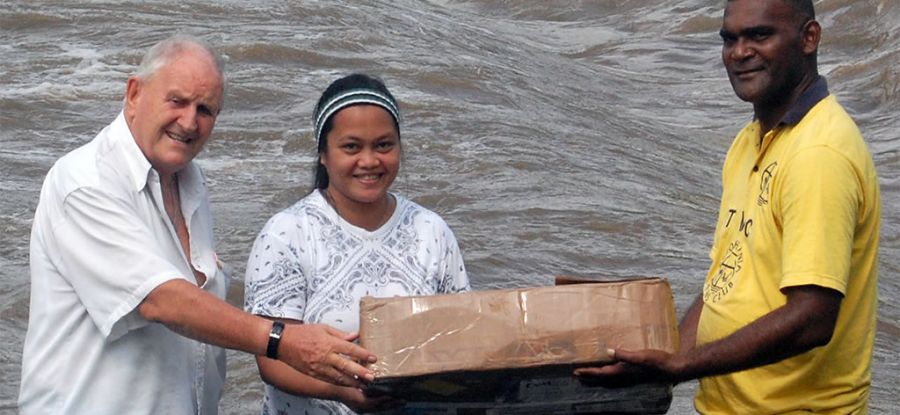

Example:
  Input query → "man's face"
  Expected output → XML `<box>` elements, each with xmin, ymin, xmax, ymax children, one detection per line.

<box><xmin>124</xmin><ymin>49</ymin><xmax>223</xmax><ymax>176</ymax></box>
<box><xmin>720</xmin><ymin>0</ymin><xmax>810</xmax><ymax>106</ymax></box>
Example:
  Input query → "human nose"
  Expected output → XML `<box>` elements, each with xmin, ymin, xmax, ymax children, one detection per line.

<box><xmin>177</xmin><ymin>106</ymin><xmax>199</xmax><ymax>133</ymax></box>
<box><xmin>728</xmin><ymin>37</ymin><xmax>755</xmax><ymax>61</ymax></box>
<box><xmin>358</xmin><ymin>148</ymin><xmax>379</xmax><ymax>168</ymax></box>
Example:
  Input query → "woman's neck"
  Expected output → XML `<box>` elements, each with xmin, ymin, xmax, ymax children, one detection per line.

<box><xmin>323</xmin><ymin>188</ymin><xmax>395</xmax><ymax>232</ymax></box>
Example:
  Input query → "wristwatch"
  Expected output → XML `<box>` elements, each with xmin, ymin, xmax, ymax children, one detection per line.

<box><xmin>266</xmin><ymin>321</ymin><xmax>285</xmax><ymax>360</ymax></box>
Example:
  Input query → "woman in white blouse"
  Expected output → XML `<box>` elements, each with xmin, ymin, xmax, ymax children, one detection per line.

<box><xmin>244</xmin><ymin>73</ymin><xmax>471</xmax><ymax>415</ymax></box>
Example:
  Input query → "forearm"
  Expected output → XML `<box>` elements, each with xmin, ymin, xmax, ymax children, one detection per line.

<box><xmin>257</xmin><ymin>357</ymin><xmax>354</xmax><ymax>402</ymax></box>
<box><xmin>675</xmin><ymin>286</ymin><xmax>841</xmax><ymax>381</ymax></box>
<box><xmin>139</xmin><ymin>279</ymin><xmax>376</xmax><ymax>388</ymax></box>
<box><xmin>678</xmin><ymin>294</ymin><xmax>704</xmax><ymax>354</ymax></box>
<box><xmin>138</xmin><ymin>279</ymin><xmax>270</xmax><ymax>355</ymax></box>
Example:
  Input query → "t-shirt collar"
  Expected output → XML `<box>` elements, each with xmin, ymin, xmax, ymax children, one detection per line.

<box><xmin>780</xmin><ymin>75</ymin><xmax>829</xmax><ymax>126</ymax></box>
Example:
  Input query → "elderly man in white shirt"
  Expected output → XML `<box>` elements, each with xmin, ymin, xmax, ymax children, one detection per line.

<box><xmin>19</xmin><ymin>35</ymin><xmax>377</xmax><ymax>415</ymax></box>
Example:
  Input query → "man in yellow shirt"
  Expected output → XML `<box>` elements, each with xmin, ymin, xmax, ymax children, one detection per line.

<box><xmin>575</xmin><ymin>0</ymin><xmax>880</xmax><ymax>413</ymax></box>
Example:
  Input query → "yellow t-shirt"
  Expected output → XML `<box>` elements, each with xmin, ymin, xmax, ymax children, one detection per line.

<box><xmin>695</xmin><ymin>91</ymin><xmax>880</xmax><ymax>414</ymax></box>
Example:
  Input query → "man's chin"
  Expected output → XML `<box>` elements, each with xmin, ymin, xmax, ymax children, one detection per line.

<box><xmin>730</xmin><ymin>86</ymin><xmax>761</xmax><ymax>104</ymax></box>
<box><xmin>153</xmin><ymin>155</ymin><xmax>195</xmax><ymax>175</ymax></box>
<box><xmin>728</xmin><ymin>76</ymin><xmax>769</xmax><ymax>104</ymax></box>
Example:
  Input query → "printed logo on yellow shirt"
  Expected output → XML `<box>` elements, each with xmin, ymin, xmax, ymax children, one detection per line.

<box><xmin>704</xmin><ymin>240</ymin><xmax>743</xmax><ymax>304</ymax></box>
<box><xmin>757</xmin><ymin>162</ymin><xmax>778</xmax><ymax>206</ymax></box>
<box><xmin>703</xmin><ymin>159</ymin><xmax>776</xmax><ymax>304</ymax></box>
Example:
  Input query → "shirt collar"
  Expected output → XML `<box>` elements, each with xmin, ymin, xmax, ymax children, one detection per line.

<box><xmin>111</xmin><ymin>111</ymin><xmax>204</xmax><ymax>195</ymax></box>
<box><xmin>780</xmin><ymin>75</ymin><xmax>829</xmax><ymax>126</ymax></box>
<box><xmin>108</xmin><ymin>111</ymin><xmax>154</xmax><ymax>192</ymax></box>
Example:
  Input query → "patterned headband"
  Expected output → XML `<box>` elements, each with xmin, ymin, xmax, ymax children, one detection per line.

<box><xmin>314</xmin><ymin>89</ymin><xmax>401</xmax><ymax>145</ymax></box>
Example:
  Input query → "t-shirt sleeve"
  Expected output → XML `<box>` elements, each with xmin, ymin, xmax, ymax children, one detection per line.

<box><xmin>436</xmin><ymin>221</ymin><xmax>471</xmax><ymax>293</ymax></box>
<box><xmin>244</xmin><ymin>214</ymin><xmax>309</xmax><ymax>320</ymax></box>
<box><xmin>50</xmin><ymin>187</ymin><xmax>188</xmax><ymax>341</ymax></box>
<box><xmin>778</xmin><ymin>146</ymin><xmax>860</xmax><ymax>295</ymax></box>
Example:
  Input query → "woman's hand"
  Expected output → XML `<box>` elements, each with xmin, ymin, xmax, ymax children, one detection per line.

<box><xmin>340</xmin><ymin>387</ymin><xmax>404</xmax><ymax>413</ymax></box>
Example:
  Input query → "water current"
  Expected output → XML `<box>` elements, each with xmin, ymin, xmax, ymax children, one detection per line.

<box><xmin>1</xmin><ymin>1</ymin><xmax>897</xmax><ymax>413</ymax></box>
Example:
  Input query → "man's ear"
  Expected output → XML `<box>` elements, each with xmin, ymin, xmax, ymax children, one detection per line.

<box><xmin>124</xmin><ymin>76</ymin><xmax>141</xmax><ymax>114</ymax></box>
<box><xmin>801</xmin><ymin>19</ymin><xmax>821</xmax><ymax>55</ymax></box>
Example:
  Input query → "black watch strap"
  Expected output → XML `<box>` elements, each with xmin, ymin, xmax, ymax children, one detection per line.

<box><xmin>266</xmin><ymin>321</ymin><xmax>285</xmax><ymax>360</ymax></box>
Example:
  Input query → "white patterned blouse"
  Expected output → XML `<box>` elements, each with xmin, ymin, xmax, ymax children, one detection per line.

<box><xmin>244</xmin><ymin>189</ymin><xmax>470</xmax><ymax>415</ymax></box>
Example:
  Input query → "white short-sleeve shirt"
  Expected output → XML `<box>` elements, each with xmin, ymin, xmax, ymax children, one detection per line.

<box><xmin>245</xmin><ymin>190</ymin><xmax>470</xmax><ymax>415</ymax></box>
<box><xmin>19</xmin><ymin>112</ymin><xmax>228</xmax><ymax>414</ymax></box>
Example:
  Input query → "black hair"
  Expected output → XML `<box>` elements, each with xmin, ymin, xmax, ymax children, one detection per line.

<box><xmin>726</xmin><ymin>0</ymin><xmax>815</xmax><ymax>21</ymax></box>
<box><xmin>312</xmin><ymin>73</ymin><xmax>400</xmax><ymax>190</ymax></box>
<box><xmin>783</xmin><ymin>0</ymin><xmax>816</xmax><ymax>20</ymax></box>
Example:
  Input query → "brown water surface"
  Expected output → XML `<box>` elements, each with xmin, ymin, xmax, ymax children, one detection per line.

<box><xmin>1</xmin><ymin>1</ymin><xmax>897</xmax><ymax>413</ymax></box>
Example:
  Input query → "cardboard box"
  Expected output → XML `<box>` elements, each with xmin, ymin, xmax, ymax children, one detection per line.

<box><xmin>359</xmin><ymin>277</ymin><xmax>679</xmax><ymax>414</ymax></box>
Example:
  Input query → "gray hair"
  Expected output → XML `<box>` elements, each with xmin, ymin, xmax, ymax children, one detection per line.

<box><xmin>134</xmin><ymin>35</ymin><xmax>226</xmax><ymax>87</ymax></box>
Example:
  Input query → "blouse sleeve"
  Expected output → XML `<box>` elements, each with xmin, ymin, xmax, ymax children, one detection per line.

<box><xmin>243</xmin><ymin>213</ymin><xmax>310</xmax><ymax>320</ymax></box>
<box><xmin>437</xmin><ymin>221</ymin><xmax>471</xmax><ymax>293</ymax></box>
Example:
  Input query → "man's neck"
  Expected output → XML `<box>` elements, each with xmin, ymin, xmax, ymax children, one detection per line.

<box><xmin>753</xmin><ymin>72</ymin><xmax>818</xmax><ymax>139</ymax></box>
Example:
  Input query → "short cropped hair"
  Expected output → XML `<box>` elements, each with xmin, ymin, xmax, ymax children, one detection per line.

<box><xmin>135</xmin><ymin>35</ymin><xmax>225</xmax><ymax>85</ymax></box>
<box><xmin>726</xmin><ymin>0</ymin><xmax>816</xmax><ymax>20</ymax></box>
<box><xmin>782</xmin><ymin>0</ymin><xmax>816</xmax><ymax>20</ymax></box>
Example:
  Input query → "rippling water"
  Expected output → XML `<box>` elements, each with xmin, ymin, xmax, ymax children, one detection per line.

<box><xmin>1</xmin><ymin>1</ymin><xmax>897</xmax><ymax>413</ymax></box>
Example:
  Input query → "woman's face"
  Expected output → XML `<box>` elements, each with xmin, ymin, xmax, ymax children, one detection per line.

<box><xmin>321</xmin><ymin>104</ymin><xmax>400</xmax><ymax>209</ymax></box>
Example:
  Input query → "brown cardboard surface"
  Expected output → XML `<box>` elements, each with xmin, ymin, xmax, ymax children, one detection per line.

<box><xmin>359</xmin><ymin>278</ymin><xmax>678</xmax><ymax>414</ymax></box>
<box><xmin>359</xmin><ymin>277</ymin><xmax>679</xmax><ymax>381</ymax></box>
